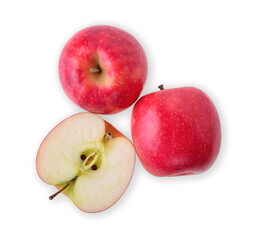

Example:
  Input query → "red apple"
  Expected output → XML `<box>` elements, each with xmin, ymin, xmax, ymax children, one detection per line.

<box><xmin>59</xmin><ymin>25</ymin><xmax>148</xmax><ymax>114</ymax></box>
<box><xmin>131</xmin><ymin>85</ymin><xmax>221</xmax><ymax>177</ymax></box>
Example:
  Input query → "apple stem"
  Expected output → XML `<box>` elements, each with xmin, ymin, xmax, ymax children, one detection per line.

<box><xmin>158</xmin><ymin>84</ymin><xmax>165</xmax><ymax>90</ymax></box>
<box><xmin>90</xmin><ymin>67</ymin><xmax>101</xmax><ymax>73</ymax></box>
<box><xmin>49</xmin><ymin>176</ymin><xmax>78</xmax><ymax>200</ymax></box>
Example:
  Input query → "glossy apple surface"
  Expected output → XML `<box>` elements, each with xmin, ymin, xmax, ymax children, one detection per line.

<box><xmin>36</xmin><ymin>113</ymin><xmax>136</xmax><ymax>213</ymax></box>
<box><xmin>131</xmin><ymin>86</ymin><xmax>221</xmax><ymax>177</ymax></box>
<box><xmin>59</xmin><ymin>25</ymin><xmax>148</xmax><ymax>114</ymax></box>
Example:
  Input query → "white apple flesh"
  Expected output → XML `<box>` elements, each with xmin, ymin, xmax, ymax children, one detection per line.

<box><xmin>36</xmin><ymin>113</ymin><xmax>136</xmax><ymax>213</ymax></box>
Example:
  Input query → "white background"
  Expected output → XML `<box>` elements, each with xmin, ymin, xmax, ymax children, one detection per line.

<box><xmin>1</xmin><ymin>0</ymin><xmax>257</xmax><ymax>239</ymax></box>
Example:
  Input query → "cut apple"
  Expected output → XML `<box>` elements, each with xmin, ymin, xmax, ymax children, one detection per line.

<box><xmin>36</xmin><ymin>112</ymin><xmax>136</xmax><ymax>213</ymax></box>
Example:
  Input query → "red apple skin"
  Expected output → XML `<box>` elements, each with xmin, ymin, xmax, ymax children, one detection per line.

<box><xmin>59</xmin><ymin>25</ymin><xmax>148</xmax><ymax>114</ymax></box>
<box><xmin>131</xmin><ymin>87</ymin><xmax>221</xmax><ymax>177</ymax></box>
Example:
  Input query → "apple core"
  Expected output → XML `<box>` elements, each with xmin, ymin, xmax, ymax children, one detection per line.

<box><xmin>49</xmin><ymin>133</ymin><xmax>112</xmax><ymax>200</ymax></box>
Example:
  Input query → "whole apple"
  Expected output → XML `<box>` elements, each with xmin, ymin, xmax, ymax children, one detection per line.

<box><xmin>36</xmin><ymin>112</ymin><xmax>136</xmax><ymax>213</ymax></box>
<box><xmin>131</xmin><ymin>85</ymin><xmax>221</xmax><ymax>177</ymax></box>
<box><xmin>59</xmin><ymin>25</ymin><xmax>148</xmax><ymax>114</ymax></box>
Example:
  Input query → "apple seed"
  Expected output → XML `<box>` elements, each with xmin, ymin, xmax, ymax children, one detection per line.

<box><xmin>91</xmin><ymin>165</ymin><xmax>97</xmax><ymax>171</ymax></box>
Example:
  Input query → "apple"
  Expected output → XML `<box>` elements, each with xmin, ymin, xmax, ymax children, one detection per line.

<box><xmin>36</xmin><ymin>112</ymin><xmax>136</xmax><ymax>213</ymax></box>
<box><xmin>59</xmin><ymin>25</ymin><xmax>148</xmax><ymax>114</ymax></box>
<box><xmin>131</xmin><ymin>85</ymin><xmax>221</xmax><ymax>177</ymax></box>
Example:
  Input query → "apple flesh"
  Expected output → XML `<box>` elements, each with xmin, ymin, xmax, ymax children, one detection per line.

<box><xmin>131</xmin><ymin>86</ymin><xmax>221</xmax><ymax>177</ymax></box>
<box><xmin>36</xmin><ymin>113</ymin><xmax>136</xmax><ymax>213</ymax></box>
<box><xmin>59</xmin><ymin>25</ymin><xmax>148</xmax><ymax>114</ymax></box>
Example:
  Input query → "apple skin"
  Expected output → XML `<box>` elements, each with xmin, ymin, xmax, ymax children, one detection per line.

<box><xmin>59</xmin><ymin>25</ymin><xmax>148</xmax><ymax>114</ymax></box>
<box><xmin>131</xmin><ymin>87</ymin><xmax>221</xmax><ymax>177</ymax></box>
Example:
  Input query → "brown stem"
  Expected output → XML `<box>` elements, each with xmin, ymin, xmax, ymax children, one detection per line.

<box><xmin>158</xmin><ymin>84</ymin><xmax>164</xmax><ymax>90</ymax></box>
<box><xmin>49</xmin><ymin>176</ymin><xmax>77</xmax><ymax>200</ymax></box>
<box><xmin>90</xmin><ymin>67</ymin><xmax>101</xmax><ymax>73</ymax></box>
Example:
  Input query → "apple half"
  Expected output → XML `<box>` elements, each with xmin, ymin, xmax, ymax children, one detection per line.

<box><xmin>36</xmin><ymin>113</ymin><xmax>136</xmax><ymax>213</ymax></box>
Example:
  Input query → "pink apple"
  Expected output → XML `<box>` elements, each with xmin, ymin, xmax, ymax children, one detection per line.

<box><xmin>59</xmin><ymin>25</ymin><xmax>148</xmax><ymax>114</ymax></box>
<box><xmin>131</xmin><ymin>85</ymin><xmax>221</xmax><ymax>177</ymax></box>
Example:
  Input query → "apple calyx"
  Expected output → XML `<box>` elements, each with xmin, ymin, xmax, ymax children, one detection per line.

<box><xmin>90</xmin><ymin>67</ymin><xmax>102</xmax><ymax>73</ymax></box>
<box><xmin>104</xmin><ymin>132</ymin><xmax>112</xmax><ymax>142</ymax></box>
<box><xmin>158</xmin><ymin>84</ymin><xmax>165</xmax><ymax>90</ymax></box>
